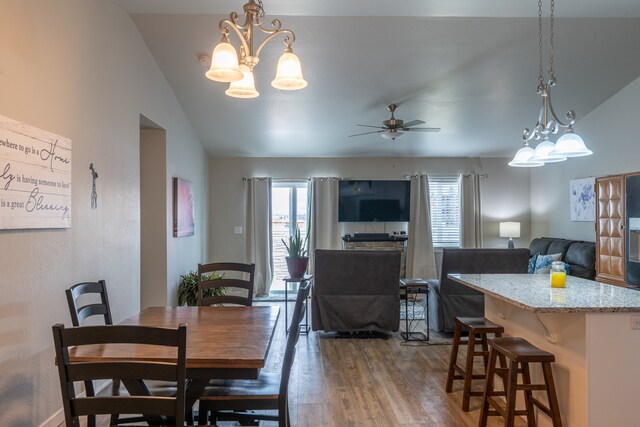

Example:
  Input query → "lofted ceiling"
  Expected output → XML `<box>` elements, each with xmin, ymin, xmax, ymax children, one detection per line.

<box><xmin>111</xmin><ymin>1</ymin><xmax>640</xmax><ymax>158</ymax></box>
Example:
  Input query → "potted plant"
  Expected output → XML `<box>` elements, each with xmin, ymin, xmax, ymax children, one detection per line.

<box><xmin>282</xmin><ymin>227</ymin><xmax>309</xmax><ymax>278</ymax></box>
<box><xmin>177</xmin><ymin>271</ymin><xmax>226</xmax><ymax>306</ymax></box>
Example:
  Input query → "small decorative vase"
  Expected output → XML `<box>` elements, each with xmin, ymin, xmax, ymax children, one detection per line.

<box><xmin>285</xmin><ymin>256</ymin><xmax>309</xmax><ymax>279</ymax></box>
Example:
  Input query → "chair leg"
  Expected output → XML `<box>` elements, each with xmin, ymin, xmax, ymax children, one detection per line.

<box><xmin>198</xmin><ymin>401</ymin><xmax>209</xmax><ymax>425</ymax></box>
<box><xmin>505</xmin><ymin>360</ymin><xmax>519</xmax><ymax>427</ymax></box>
<box><xmin>542</xmin><ymin>362</ymin><xmax>563</xmax><ymax>427</ymax></box>
<box><xmin>478</xmin><ymin>347</ymin><xmax>498</xmax><ymax>427</ymax></box>
<box><xmin>462</xmin><ymin>331</ymin><xmax>477</xmax><ymax>411</ymax></box>
<box><xmin>521</xmin><ymin>362</ymin><xmax>536</xmax><ymax>427</ymax></box>
<box><xmin>446</xmin><ymin>319</ymin><xmax>462</xmax><ymax>393</ymax></box>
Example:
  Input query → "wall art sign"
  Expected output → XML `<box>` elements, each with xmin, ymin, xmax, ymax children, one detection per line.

<box><xmin>570</xmin><ymin>177</ymin><xmax>596</xmax><ymax>222</ymax></box>
<box><xmin>0</xmin><ymin>114</ymin><xmax>72</xmax><ymax>229</ymax></box>
<box><xmin>173</xmin><ymin>177</ymin><xmax>194</xmax><ymax>237</ymax></box>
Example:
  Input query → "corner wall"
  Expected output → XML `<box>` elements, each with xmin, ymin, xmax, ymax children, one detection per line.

<box><xmin>0</xmin><ymin>1</ymin><xmax>208</xmax><ymax>425</ymax></box>
<box><xmin>208</xmin><ymin>157</ymin><xmax>531</xmax><ymax>263</ymax></box>
<box><xmin>530</xmin><ymin>76</ymin><xmax>640</xmax><ymax>241</ymax></box>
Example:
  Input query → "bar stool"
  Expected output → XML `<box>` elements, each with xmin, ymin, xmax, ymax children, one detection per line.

<box><xmin>479</xmin><ymin>336</ymin><xmax>562</xmax><ymax>427</ymax></box>
<box><xmin>446</xmin><ymin>317</ymin><xmax>505</xmax><ymax>411</ymax></box>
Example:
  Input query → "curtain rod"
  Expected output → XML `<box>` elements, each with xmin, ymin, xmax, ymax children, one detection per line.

<box><xmin>402</xmin><ymin>173</ymin><xmax>488</xmax><ymax>179</ymax></box>
<box><xmin>241</xmin><ymin>177</ymin><xmax>346</xmax><ymax>181</ymax></box>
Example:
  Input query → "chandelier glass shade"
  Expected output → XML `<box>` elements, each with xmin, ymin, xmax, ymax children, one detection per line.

<box><xmin>381</xmin><ymin>129</ymin><xmax>404</xmax><ymax>140</ymax></box>
<box><xmin>509</xmin><ymin>0</ymin><xmax>592</xmax><ymax>167</ymax></box>
<box><xmin>205</xmin><ymin>0</ymin><xmax>307</xmax><ymax>98</ymax></box>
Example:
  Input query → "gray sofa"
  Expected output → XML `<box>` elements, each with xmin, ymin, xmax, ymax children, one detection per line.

<box><xmin>312</xmin><ymin>249</ymin><xmax>401</xmax><ymax>332</ymax></box>
<box><xmin>529</xmin><ymin>237</ymin><xmax>596</xmax><ymax>280</ymax></box>
<box><xmin>426</xmin><ymin>248</ymin><xmax>530</xmax><ymax>333</ymax></box>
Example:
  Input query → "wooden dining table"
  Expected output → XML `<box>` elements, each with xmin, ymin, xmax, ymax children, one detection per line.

<box><xmin>69</xmin><ymin>305</ymin><xmax>280</xmax><ymax>409</ymax></box>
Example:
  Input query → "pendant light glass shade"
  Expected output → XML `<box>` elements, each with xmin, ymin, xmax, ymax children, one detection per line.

<box><xmin>529</xmin><ymin>138</ymin><xmax>567</xmax><ymax>163</ymax></box>
<box><xmin>551</xmin><ymin>131</ymin><xmax>593</xmax><ymax>157</ymax></box>
<box><xmin>225</xmin><ymin>65</ymin><xmax>259</xmax><ymax>98</ymax></box>
<box><xmin>206</xmin><ymin>41</ymin><xmax>243</xmax><ymax>83</ymax></box>
<box><xmin>271</xmin><ymin>49</ymin><xmax>307</xmax><ymax>90</ymax></box>
<box><xmin>508</xmin><ymin>143</ymin><xmax>544</xmax><ymax>167</ymax></box>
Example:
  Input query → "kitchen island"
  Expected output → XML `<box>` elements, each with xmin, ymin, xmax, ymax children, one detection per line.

<box><xmin>449</xmin><ymin>273</ymin><xmax>640</xmax><ymax>427</ymax></box>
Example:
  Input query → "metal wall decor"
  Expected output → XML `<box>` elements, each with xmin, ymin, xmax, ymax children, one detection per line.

<box><xmin>89</xmin><ymin>163</ymin><xmax>98</xmax><ymax>209</ymax></box>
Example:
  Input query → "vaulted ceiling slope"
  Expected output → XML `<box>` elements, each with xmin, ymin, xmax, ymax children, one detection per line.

<box><xmin>111</xmin><ymin>1</ymin><xmax>640</xmax><ymax>157</ymax></box>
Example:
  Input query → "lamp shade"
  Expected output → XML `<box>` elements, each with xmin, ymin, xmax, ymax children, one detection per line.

<box><xmin>529</xmin><ymin>138</ymin><xmax>567</xmax><ymax>163</ymax></box>
<box><xmin>271</xmin><ymin>49</ymin><xmax>307</xmax><ymax>90</ymax></box>
<box><xmin>552</xmin><ymin>131</ymin><xmax>593</xmax><ymax>157</ymax></box>
<box><xmin>508</xmin><ymin>144</ymin><xmax>544</xmax><ymax>167</ymax></box>
<box><xmin>499</xmin><ymin>222</ymin><xmax>521</xmax><ymax>238</ymax></box>
<box><xmin>381</xmin><ymin>129</ymin><xmax>404</xmax><ymax>140</ymax></box>
<box><xmin>206</xmin><ymin>41</ymin><xmax>243</xmax><ymax>83</ymax></box>
<box><xmin>225</xmin><ymin>65</ymin><xmax>259</xmax><ymax>98</ymax></box>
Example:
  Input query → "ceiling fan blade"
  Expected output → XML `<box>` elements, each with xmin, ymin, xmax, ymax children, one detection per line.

<box><xmin>357</xmin><ymin>124</ymin><xmax>386</xmax><ymax>129</ymax></box>
<box><xmin>348</xmin><ymin>130</ymin><xmax>385</xmax><ymax>137</ymax></box>
<box><xmin>402</xmin><ymin>120</ymin><xmax>426</xmax><ymax>128</ymax></box>
<box><xmin>405</xmin><ymin>127</ymin><xmax>441</xmax><ymax>132</ymax></box>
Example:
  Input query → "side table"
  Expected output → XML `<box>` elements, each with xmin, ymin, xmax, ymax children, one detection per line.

<box><xmin>283</xmin><ymin>275</ymin><xmax>312</xmax><ymax>335</ymax></box>
<box><xmin>399</xmin><ymin>278</ymin><xmax>430</xmax><ymax>342</ymax></box>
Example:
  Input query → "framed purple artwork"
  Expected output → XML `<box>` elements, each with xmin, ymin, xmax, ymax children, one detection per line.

<box><xmin>173</xmin><ymin>177</ymin><xmax>195</xmax><ymax>237</ymax></box>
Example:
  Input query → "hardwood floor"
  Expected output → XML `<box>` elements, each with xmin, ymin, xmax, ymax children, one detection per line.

<box><xmin>69</xmin><ymin>301</ymin><xmax>525</xmax><ymax>426</ymax></box>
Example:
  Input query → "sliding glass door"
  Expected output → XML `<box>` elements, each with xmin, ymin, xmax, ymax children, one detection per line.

<box><xmin>271</xmin><ymin>180</ymin><xmax>308</xmax><ymax>292</ymax></box>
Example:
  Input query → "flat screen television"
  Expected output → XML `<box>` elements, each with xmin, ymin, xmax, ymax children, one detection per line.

<box><xmin>338</xmin><ymin>180</ymin><xmax>411</xmax><ymax>222</ymax></box>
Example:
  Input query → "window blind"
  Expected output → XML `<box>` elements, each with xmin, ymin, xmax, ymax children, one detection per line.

<box><xmin>429</xmin><ymin>175</ymin><xmax>462</xmax><ymax>248</ymax></box>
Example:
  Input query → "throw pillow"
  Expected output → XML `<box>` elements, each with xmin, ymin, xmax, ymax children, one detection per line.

<box><xmin>528</xmin><ymin>252</ymin><xmax>541</xmax><ymax>274</ymax></box>
<box><xmin>533</xmin><ymin>253</ymin><xmax>562</xmax><ymax>274</ymax></box>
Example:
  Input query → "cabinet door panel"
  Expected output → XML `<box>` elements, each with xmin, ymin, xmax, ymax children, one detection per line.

<box><xmin>596</xmin><ymin>175</ymin><xmax>626</xmax><ymax>286</ymax></box>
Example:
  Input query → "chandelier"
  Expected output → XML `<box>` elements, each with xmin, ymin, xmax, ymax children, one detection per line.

<box><xmin>205</xmin><ymin>0</ymin><xmax>307</xmax><ymax>99</ymax></box>
<box><xmin>509</xmin><ymin>0</ymin><xmax>592</xmax><ymax>168</ymax></box>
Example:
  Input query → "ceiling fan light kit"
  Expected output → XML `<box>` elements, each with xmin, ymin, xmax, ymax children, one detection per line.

<box><xmin>509</xmin><ymin>0</ymin><xmax>592</xmax><ymax>168</ymax></box>
<box><xmin>205</xmin><ymin>0</ymin><xmax>307</xmax><ymax>98</ymax></box>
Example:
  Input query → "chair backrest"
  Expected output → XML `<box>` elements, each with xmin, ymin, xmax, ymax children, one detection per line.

<box><xmin>278</xmin><ymin>282</ymin><xmax>311</xmax><ymax>425</ymax></box>
<box><xmin>52</xmin><ymin>323</ymin><xmax>187</xmax><ymax>427</ymax></box>
<box><xmin>197</xmin><ymin>262</ymin><xmax>256</xmax><ymax>306</ymax></box>
<box><xmin>66</xmin><ymin>280</ymin><xmax>113</xmax><ymax>326</ymax></box>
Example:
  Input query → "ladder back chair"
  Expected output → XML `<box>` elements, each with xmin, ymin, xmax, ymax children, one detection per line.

<box><xmin>197</xmin><ymin>262</ymin><xmax>256</xmax><ymax>306</ymax></box>
<box><xmin>198</xmin><ymin>282</ymin><xmax>311</xmax><ymax>426</ymax></box>
<box><xmin>52</xmin><ymin>323</ymin><xmax>188</xmax><ymax>427</ymax></box>
<box><xmin>66</xmin><ymin>280</ymin><xmax>113</xmax><ymax>326</ymax></box>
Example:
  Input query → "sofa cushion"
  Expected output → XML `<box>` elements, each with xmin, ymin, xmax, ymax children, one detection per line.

<box><xmin>565</xmin><ymin>242</ymin><xmax>596</xmax><ymax>279</ymax></box>
<box><xmin>529</xmin><ymin>238</ymin><xmax>553</xmax><ymax>256</ymax></box>
<box><xmin>548</xmin><ymin>239</ymin><xmax>574</xmax><ymax>260</ymax></box>
<box><xmin>533</xmin><ymin>253</ymin><xmax>562</xmax><ymax>274</ymax></box>
<box><xmin>528</xmin><ymin>252</ymin><xmax>541</xmax><ymax>273</ymax></box>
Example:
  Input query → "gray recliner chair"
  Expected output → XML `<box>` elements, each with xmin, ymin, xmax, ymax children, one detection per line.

<box><xmin>312</xmin><ymin>249</ymin><xmax>401</xmax><ymax>333</ymax></box>
<box><xmin>426</xmin><ymin>248</ymin><xmax>530</xmax><ymax>333</ymax></box>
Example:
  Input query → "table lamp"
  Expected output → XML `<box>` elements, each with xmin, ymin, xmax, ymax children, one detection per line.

<box><xmin>499</xmin><ymin>222</ymin><xmax>520</xmax><ymax>249</ymax></box>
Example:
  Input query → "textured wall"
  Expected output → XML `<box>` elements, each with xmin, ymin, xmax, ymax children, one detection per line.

<box><xmin>0</xmin><ymin>1</ymin><xmax>207</xmax><ymax>425</ymax></box>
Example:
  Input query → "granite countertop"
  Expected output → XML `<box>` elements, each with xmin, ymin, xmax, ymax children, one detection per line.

<box><xmin>449</xmin><ymin>273</ymin><xmax>640</xmax><ymax>313</ymax></box>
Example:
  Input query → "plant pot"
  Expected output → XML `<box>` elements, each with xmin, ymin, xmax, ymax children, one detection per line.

<box><xmin>285</xmin><ymin>256</ymin><xmax>309</xmax><ymax>279</ymax></box>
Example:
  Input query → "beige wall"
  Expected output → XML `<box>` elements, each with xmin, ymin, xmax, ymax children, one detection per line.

<box><xmin>208</xmin><ymin>157</ymin><xmax>532</xmax><ymax>264</ymax></box>
<box><xmin>530</xmin><ymin>75</ymin><xmax>640</xmax><ymax>241</ymax></box>
<box><xmin>0</xmin><ymin>1</ymin><xmax>208</xmax><ymax>425</ymax></box>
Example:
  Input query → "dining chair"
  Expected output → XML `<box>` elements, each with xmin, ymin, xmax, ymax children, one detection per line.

<box><xmin>66</xmin><ymin>280</ymin><xmax>113</xmax><ymax>326</ymax></box>
<box><xmin>52</xmin><ymin>323</ymin><xmax>188</xmax><ymax>427</ymax></box>
<box><xmin>197</xmin><ymin>281</ymin><xmax>311</xmax><ymax>426</ymax></box>
<box><xmin>197</xmin><ymin>262</ymin><xmax>256</xmax><ymax>306</ymax></box>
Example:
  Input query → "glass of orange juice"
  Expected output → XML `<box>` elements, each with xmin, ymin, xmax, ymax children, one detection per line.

<box><xmin>550</xmin><ymin>261</ymin><xmax>567</xmax><ymax>288</ymax></box>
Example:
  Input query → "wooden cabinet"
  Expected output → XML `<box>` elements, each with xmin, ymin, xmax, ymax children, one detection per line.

<box><xmin>596</xmin><ymin>175</ymin><xmax>626</xmax><ymax>286</ymax></box>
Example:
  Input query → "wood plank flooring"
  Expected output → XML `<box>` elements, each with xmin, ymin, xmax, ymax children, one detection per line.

<box><xmin>71</xmin><ymin>301</ymin><xmax>526</xmax><ymax>426</ymax></box>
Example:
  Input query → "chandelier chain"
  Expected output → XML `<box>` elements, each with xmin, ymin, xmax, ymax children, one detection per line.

<box><xmin>537</xmin><ymin>0</ymin><xmax>544</xmax><ymax>85</ymax></box>
<box><xmin>549</xmin><ymin>0</ymin><xmax>555</xmax><ymax>82</ymax></box>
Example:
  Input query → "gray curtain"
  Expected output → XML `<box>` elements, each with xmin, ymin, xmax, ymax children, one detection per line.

<box><xmin>462</xmin><ymin>174</ymin><xmax>483</xmax><ymax>248</ymax></box>
<box><xmin>406</xmin><ymin>175</ymin><xmax>437</xmax><ymax>280</ymax></box>
<box><xmin>245</xmin><ymin>178</ymin><xmax>273</xmax><ymax>296</ymax></box>
<box><xmin>308</xmin><ymin>177</ymin><xmax>342</xmax><ymax>275</ymax></box>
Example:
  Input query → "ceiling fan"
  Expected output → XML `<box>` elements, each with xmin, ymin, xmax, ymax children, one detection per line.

<box><xmin>349</xmin><ymin>104</ymin><xmax>441</xmax><ymax>141</ymax></box>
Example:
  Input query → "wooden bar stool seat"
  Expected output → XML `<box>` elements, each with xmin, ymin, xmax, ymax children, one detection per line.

<box><xmin>446</xmin><ymin>317</ymin><xmax>505</xmax><ymax>411</ymax></box>
<box><xmin>479</xmin><ymin>336</ymin><xmax>562</xmax><ymax>427</ymax></box>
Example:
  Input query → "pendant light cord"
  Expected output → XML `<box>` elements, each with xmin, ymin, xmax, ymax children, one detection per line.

<box><xmin>549</xmin><ymin>0</ymin><xmax>556</xmax><ymax>83</ymax></box>
<box><xmin>537</xmin><ymin>0</ymin><xmax>544</xmax><ymax>86</ymax></box>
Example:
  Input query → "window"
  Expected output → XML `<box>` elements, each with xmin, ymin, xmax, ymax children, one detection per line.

<box><xmin>429</xmin><ymin>175</ymin><xmax>462</xmax><ymax>248</ymax></box>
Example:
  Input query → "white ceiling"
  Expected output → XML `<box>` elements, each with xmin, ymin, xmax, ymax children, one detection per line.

<box><xmin>111</xmin><ymin>1</ymin><xmax>640</xmax><ymax>157</ymax></box>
